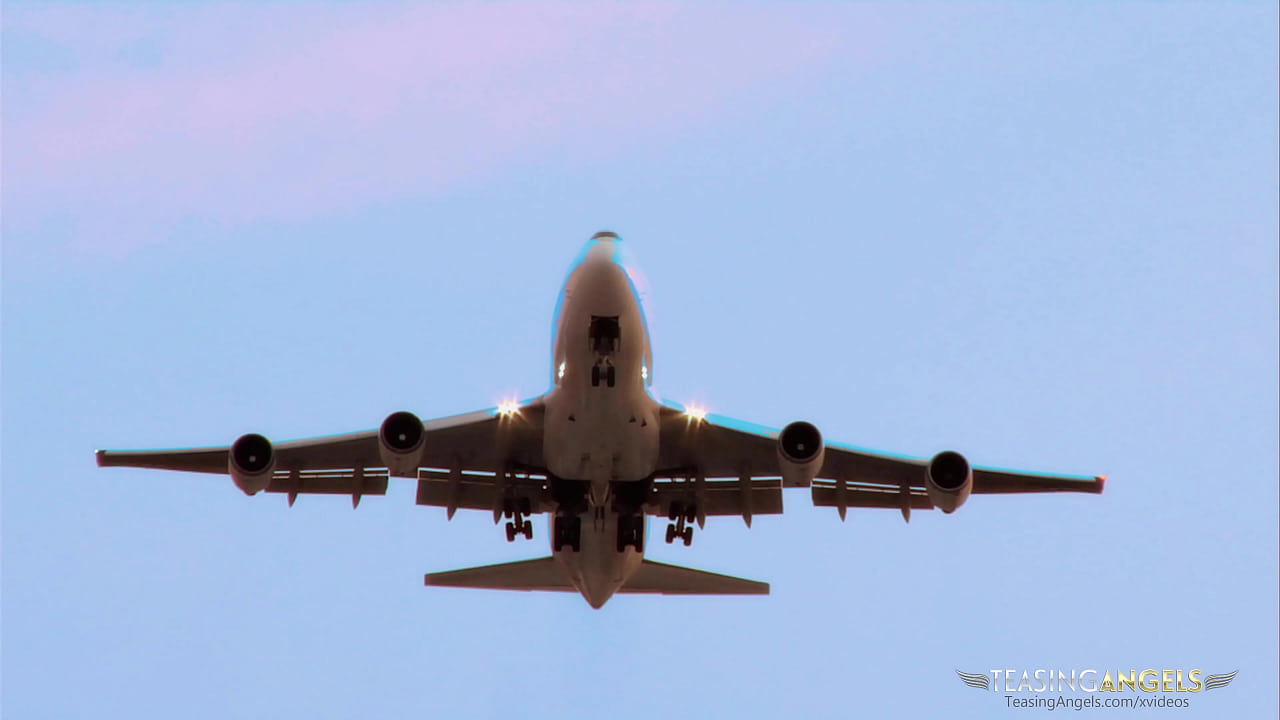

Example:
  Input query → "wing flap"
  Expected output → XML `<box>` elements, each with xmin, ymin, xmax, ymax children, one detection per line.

<box><xmin>811</xmin><ymin>480</ymin><xmax>934</xmax><ymax>510</ymax></box>
<box><xmin>644</xmin><ymin>477</ymin><xmax>783</xmax><ymax>518</ymax></box>
<box><xmin>416</xmin><ymin>470</ymin><xmax>552</xmax><ymax>514</ymax></box>
<box><xmin>620</xmin><ymin>559</ymin><xmax>769</xmax><ymax>595</ymax></box>
<box><xmin>265</xmin><ymin>468</ymin><xmax>390</xmax><ymax>497</ymax></box>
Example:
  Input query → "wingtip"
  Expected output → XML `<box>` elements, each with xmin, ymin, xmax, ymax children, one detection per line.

<box><xmin>95</xmin><ymin>449</ymin><xmax>107</xmax><ymax>467</ymax></box>
<box><xmin>1096</xmin><ymin>474</ymin><xmax>1107</xmax><ymax>493</ymax></box>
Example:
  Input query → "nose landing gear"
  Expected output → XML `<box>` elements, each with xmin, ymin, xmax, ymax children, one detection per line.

<box><xmin>590</xmin><ymin>362</ymin><xmax>616</xmax><ymax>388</ymax></box>
<box><xmin>588</xmin><ymin>315</ymin><xmax>620</xmax><ymax>388</ymax></box>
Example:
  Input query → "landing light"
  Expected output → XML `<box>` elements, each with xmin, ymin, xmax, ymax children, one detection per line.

<box><xmin>558</xmin><ymin>361</ymin><xmax>566</xmax><ymax>380</ymax></box>
<box><xmin>684</xmin><ymin>404</ymin><xmax>707</xmax><ymax>423</ymax></box>
<box><xmin>641</xmin><ymin>365</ymin><xmax>648</xmax><ymax>381</ymax></box>
<box><xmin>497</xmin><ymin>399</ymin><xmax>521</xmax><ymax>417</ymax></box>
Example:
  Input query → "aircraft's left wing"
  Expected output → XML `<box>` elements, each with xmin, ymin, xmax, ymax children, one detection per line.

<box><xmin>655</xmin><ymin>402</ymin><xmax>1103</xmax><ymax>520</ymax></box>
<box><xmin>97</xmin><ymin>401</ymin><xmax>547</xmax><ymax>509</ymax></box>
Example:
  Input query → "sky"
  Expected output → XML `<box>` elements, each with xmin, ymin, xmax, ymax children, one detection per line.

<box><xmin>3</xmin><ymin>2</ymin><xmax>1277</xmax><ymax>718</ymax></box>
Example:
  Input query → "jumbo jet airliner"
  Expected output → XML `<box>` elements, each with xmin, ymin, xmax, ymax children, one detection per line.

<box><xmin>97</xmin><ymin>231</ymin><xmax>1104</xmax><ymax>608</ymax></box>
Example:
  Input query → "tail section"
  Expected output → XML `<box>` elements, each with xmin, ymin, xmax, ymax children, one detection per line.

<box><xmin>620</xmin><ymin>559</ymin><xmax>769</xmax><ymax>595</ymax></box>
<box><xmin>423</xmin><ymin>556</ymin><xmax>573</xmax><ymax>592</ymax></box>
<box><xmin>422</xmin><ymin>556</ymin><xmax>769</xmax><ymax>600</ymax></box>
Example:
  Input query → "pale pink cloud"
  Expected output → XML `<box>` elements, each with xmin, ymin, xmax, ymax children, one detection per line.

<box><xmin>6</xmin><ymin>3</ymin><xmax>874</xmax><ymax>254</ymax></box>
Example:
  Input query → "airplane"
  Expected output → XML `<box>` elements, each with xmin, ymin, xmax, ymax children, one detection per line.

<box><xmin>97</xmin><ymin>231</ymin><xmax>1105</xmax><ymax>608</ymax></box>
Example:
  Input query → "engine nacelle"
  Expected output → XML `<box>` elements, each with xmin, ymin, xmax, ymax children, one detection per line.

<box><xmin>776</xmin><ymin>421</ymin><xmax>825</xmax><ymax>487</ymax></box>
<box><xmin>925</xmin><ymin>450</ymin><xmax>972</xmax><ymax>513</ymax></box>
<box><xmin>229</xmin><ymin>433</ymin><xmax>275</xmax><ymax>495</ymax></box>
<box><xmin>379</xmin><ymin>411</ymin><xmax>425</xmax><ymax>477</ymax></box>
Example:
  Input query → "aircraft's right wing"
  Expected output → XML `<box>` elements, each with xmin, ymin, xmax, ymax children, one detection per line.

<box><xmin>98</xmin><ymin>401</ymin><xmax>549</xmax><ymax>513</ymax></box>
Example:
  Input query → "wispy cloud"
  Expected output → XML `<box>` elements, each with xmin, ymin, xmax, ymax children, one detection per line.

<box><xmin>5</xmin><ymin>3</ymin><xmax>863</xmax><ymax>255</ymax></box>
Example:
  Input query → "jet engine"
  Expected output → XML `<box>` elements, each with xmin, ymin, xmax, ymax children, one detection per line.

<box><xmin>925</xmin><ymin>450</ymin><xmax>972</xmax><ymax>513</ymax></box>
<box><xmin>229</xmin><ymin>433</ymin><xmax>275</xmax><ymax>495</ymax></box>
<box><xmin>776</xmin><ymin>421</ymin><xmax>825</xmax><ymax>487</ymax></box>
<box><xmin>379</xmin><ymin>411</ymin><xmax>425</xmax><ymax>476</ymax></box>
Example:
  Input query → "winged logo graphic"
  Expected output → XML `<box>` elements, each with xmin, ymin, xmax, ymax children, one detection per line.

<box><xmin>1203</xmin><ymin>670</ymin><xmax>1237</xmax><ymax>691</ymax></box>
<box><xmin>955</xmin><ymin>669</ymin><xmax>991</xmax><ymax>690</ymax></box>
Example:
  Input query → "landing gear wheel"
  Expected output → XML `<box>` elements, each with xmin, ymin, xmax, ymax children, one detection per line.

<box><xmin>665</xmin><ymin>524</ymin><xmax>677</xmax><ymax>544</ymax></box>
<box><xmin>522</xmin><ymin>519</ymin><xmax>533</xmax><ymax>539</ymax></box>
<box><xmin>505</xmin><ymin>522</ymin><xmax>517</xmax><ymax>542</ymax></box>
<box><xmin>570</xmin><ymin>516</ymin><xmax>583</xmax><ymax>552</ymax></box>
<box><xmin>554</xmin><ymin>515</ymin><xmax>582</xmax><ymax>552</ymax></box>
<box><xmin>682</xmin><ymin>526</ymin><xmax>694</xmax><ymax>546</ymax></box>
<box><xmin>606</xmin><ymin>366</ymin><xmax>616</xmax><ymax>388</ymax></box>
<box><xmin>591</xmin><ymin>366</ymin><xmax>601</xmax><ymax>387</ymax></box>
<box><xmin>616</xmin><ymin>514</ymin><xmax>644</xmax><ymax>552</ymax></box>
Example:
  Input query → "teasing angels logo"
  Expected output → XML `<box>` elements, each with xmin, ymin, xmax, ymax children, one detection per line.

<box><xmin>955</xmin><ymin>668</ymin><xmax>1238</xmax><ymax>693</ymax></box>
<box><xmin>956</xmin><ymin>670</ymin><xmax>994</xmax><ymax>690</ymax></box>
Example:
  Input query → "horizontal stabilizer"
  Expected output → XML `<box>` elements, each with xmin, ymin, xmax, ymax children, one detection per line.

<box><xmin>423</xmin><ymin>556</ymin><xmax>574</xmax><ymax>592</ymax></box>
<box><xmin>621</xmin><ymin>559</ymin><xmax>769</xmax><ymax>595</ymax></box>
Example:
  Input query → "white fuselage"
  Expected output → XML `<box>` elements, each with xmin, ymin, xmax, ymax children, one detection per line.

<box><xmin>539</xmin><ymin>236</ymin><xmax>661</xmax><ymax>607</ymax></box>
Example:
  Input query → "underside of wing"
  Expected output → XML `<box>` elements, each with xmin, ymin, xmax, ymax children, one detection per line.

<box><xmin>655</xmin><ymin>402</ymin><xmax>783</xmax><ymax>481</ymax></box>
<box><xmin>813</xmin><ymin>444</ymin><xmax>1103</xmax><ymax>518</ymax></box>
<box><xmin>654</xmin><ymin>400</ymin><xmax>1102</xmax><ymax>520</ymax></box>
<box><xmin>96</xmin><ymin>400</ymin><xmax>548</xmax><ymax>508</ymax></box>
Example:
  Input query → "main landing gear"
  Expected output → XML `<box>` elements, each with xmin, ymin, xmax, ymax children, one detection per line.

<box><xmin>616</xmin><ymin>513</ymin><xmax>644</xmax><ymax>552</ymax></box>
<box><xmin>503</xmin><ymin>497</ymin><xmax>533</xmax><ymax>542</ymax></box>
<box><xmin>553</xmin><ymin>514</ymin><xmax>583</xmax><ymax>552</ymax></box>
<box><xmin>665</xmin><ymin>501</ymin><xmax>696</xmax><ymax>546</ymax></box>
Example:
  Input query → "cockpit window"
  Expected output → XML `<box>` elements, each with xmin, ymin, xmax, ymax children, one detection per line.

<box><xmin>592</xmin><ymin>231</ymin><xmax>619</xmax><ymax>240</ymax></box>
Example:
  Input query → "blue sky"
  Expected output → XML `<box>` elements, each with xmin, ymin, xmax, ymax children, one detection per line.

<box><xmin>3</xmin><ymin>3</ymin><xmax>1276</xmax><ymax>718</ymax></box>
